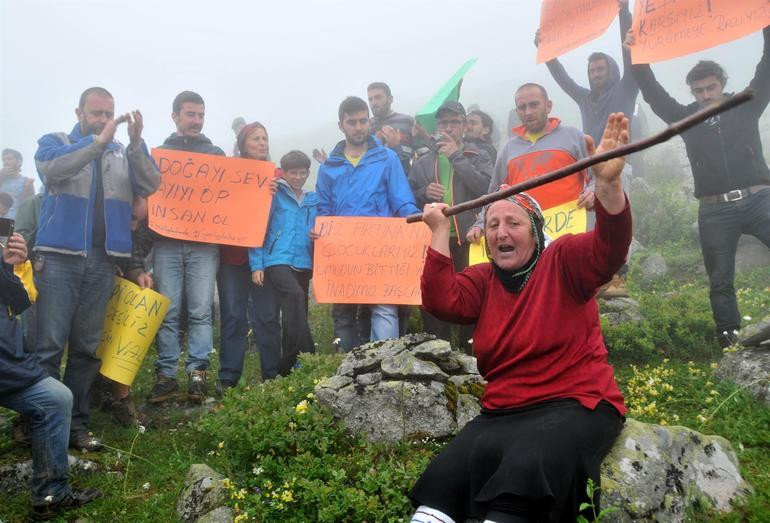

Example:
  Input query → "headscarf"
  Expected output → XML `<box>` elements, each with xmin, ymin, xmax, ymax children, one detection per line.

<box><xmin>484</xmin><ymin>192</ymin><xmax>547</xmax><ymax>293</ymax></box>
<box><xmin>236</xmin><ymin>121</ymin><xmax>269</xmax><ymax>160</ymax></box>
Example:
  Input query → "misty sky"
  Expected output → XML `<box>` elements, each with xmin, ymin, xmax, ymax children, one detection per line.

<box><xmin>1</xmin><ymin>0</ymin><xmax>767</xmax><ymax>187</ymax></box>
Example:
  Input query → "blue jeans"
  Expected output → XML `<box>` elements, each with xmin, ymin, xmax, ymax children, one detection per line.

<box><xmin>698</xmin><ymin>188</ymin><xmax>770</xmax><ymax>337</ymax></box>
<box><xmin>154</xmin><ymin>241</ymin><xmax>218</xmax><ymax>377</ymax></box>
<box><xmin>332</xmin><ymin>303</ymin><xmax>399</xmax><ymax>352</ymax></box>
<box><xmin>0</xmin><ymin>377</ymin><xmax>73</xmax><ymax>504</ymax></box>
<box><xmin>216</xmin><ymin>263</ymin><xmax>280</xmax><ymax>383</ymax></box>
<box><xmin>33</xmin><ymin>249</ymin><xmax>115</xmax><ymax>432</ymax></box>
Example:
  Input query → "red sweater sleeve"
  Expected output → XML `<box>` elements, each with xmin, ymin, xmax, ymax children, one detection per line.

<box><xmin>420</xmin><ymin>248</ymin><xmax>486</xmax><ymax>325</ymax></box>
<box><xmin>557</xmin><ymin>195</ymin><xmax>632</xmax><ymax>302</ymax></box>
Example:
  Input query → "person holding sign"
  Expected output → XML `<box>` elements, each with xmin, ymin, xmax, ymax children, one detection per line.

<box><xmin>626</xmin><ymin>25</ymin><xmax>770</xmax><ymax>348</ymax></box>
<box><xmin>408</xmin><ymin>101</ymin><xmax>492</xmax><ymax>352</ymax></box>
<box><xmin>408</xmin><ymin>113</ymin><xmax>631</xmax><ymax>523</ymax></box>
<box><xmin>466</xmin><ymin>83</ymin><xmax>592</xmax><ymax>241</ymax></box>
<box><xmin>250</xmin><ymin>150</ymin><xmax>318</xmax><ymax>376</ymax></box>
<box><xmin>216</xmin><ymin>122</ymin><xmax>281</xmax><ymax>393</ymax></box>
<box><xmin>34</xmin><ymin>86</ymin><xmax>160</xmax><ymax>451</ymax></box>
<box><xmin>150</xmin><ymin>91</ymin><xmax>225</xmax><ymax>403</ymax></box>
<box><xmin>316</xmin><ymin>96</ymin><xmax>420</xmax><ymax>352</ymax></box>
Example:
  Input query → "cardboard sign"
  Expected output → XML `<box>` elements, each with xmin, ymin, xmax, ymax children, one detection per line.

<box><xmin>537</xmin><ymin>0</ymin><xmax>619</xmax><ymax>63</ymax></box>
<box><xmin>468</xmin><ymin>200</ymin><xmax>585</xmax><ymax>266</ymax></box>
<box><xmin>631</xmin><ymin>0</ymin><xmax>770</xmax><ymax>64</ymax></box>
<box><xmin>312</xmin><ymin>217</ymin><xmax>431</xmax><ymax>305</ymax></box>
<box><xmin>149</xmin><ymin>149</ymin><xmax>274</xmax><ymax>247</ymax></box>
<box><xmin>97</xmin><ymin>277</ymin><xmax>170</xmax><ymax>386</ymax></box>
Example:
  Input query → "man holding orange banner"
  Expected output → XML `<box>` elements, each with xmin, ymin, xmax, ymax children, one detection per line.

<box><xmin>149</xmin><ymin>91</ymin><xmax>226</xmax><ymax>403</ymax></box>
<box><xmin>315</xmin><ymin>96</ymin><xmax>420</xmax><ymax>352</ymax></box>
<box><xmin>626</xmin><ymin>25</ymin><xmax>770</xmax><ymax>348</ymax></box>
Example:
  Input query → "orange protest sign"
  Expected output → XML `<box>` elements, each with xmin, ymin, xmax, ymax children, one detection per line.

<box><xmin>148</xmin><ymin>149</ymin><xmax>274</xmax><ymax>247</ymax></box>
<box><xmin>631</xmin><ymin>0</ymin><xmax>770</xmax><ymax>64</ymax></box>
<box><xmin>312</xmin><ymin>216</ymin><xmax>431</xmax><ymax>305</ymax></box>
<box><xmin>537</xmin><ymin>0</ymin><xmax>619</xmax><ymax>64</ymax></box>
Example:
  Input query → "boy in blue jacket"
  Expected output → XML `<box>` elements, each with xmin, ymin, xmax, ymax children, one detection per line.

<box><xmin>250</xmin><ymin>151</ymin><xmax>318</xmax><ymax>376</ymax></box>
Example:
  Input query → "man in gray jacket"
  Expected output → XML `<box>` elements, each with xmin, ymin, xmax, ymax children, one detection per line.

<box><xmin>34</xmin><ymin>86</ymin><xmax>160</xmax><ymax>450</ymax></box>
<box><xmin>408</xmin><ymin>101</ymin><xmax>492</xmax><ymax>351</ymax></box>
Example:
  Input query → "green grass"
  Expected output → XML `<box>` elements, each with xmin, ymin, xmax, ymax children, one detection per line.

<box><xmin>1</xmin><ymin>261</ymin><xmax>768</xmax><ymax>521</ymax></box>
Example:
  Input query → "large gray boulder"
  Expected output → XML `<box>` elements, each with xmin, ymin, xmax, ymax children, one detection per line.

<box><xmin>315</xmin><ymin>334</ymin><xmax>485</xmax><ymax>443</ymax></box>
<box><xmin>601</xmin><ymin>297</ymin><xmax>643</xmax><ymax>326</ymax></box>
<box><xmin>602</xmin><ymin>419</ymin><xmax>751</xmax><ymax>521</ymax></box>
<box><xmin>734</xmin><ymin>235</ymin><xmax>770</xmax><ymax>271</ymax></box>
<box><xmin>738</xmin><ymin>314</ymin><xmax>770</xmax><ymax>347</ymax></box>
<box><xmin>639</xmin><ymin>252</ymin><xmax>669</xmax><ymax>280</ymax></box>
<box><xmin>716</xmin><ymin>347</ymin><xmax>770</xmax><ymax>405</ymax></box>
<box><xmin>177</xmin><ymin>464</ymin><xmax>228</xmax><ymax>523</ymax></box>
<box><xmin>0</xmin><ymin>454</ymin><xmax>98</xmax><ymax>495</ymax></box>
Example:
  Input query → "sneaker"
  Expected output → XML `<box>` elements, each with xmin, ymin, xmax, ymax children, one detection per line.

<box><xmin>718</xmin><ymin>329</ymin><xmax>740</xmax><ymax>349</ymax></box>
<box><xmin>148</xmin><ymin>374</ymin><xmax>179</xmax><ymax>404</ymax></box>
<box><xmin>69</xmin><ymin>430</ymin><xmax>103</xmax><ymax>452</ymax></box>
<box><xmin>110</xmin><ymin>396</ymin><xmax>146</xmax><ymax>427</ymax></box>
<box><xmin>598</xmin><ymin>274</ymin><xmax>629</xmax><ymax>299</ymax></box>
<box><xmin>30</xmin><ymin>488</ymin><xmax>102</xmax><ymax>521</ymax></box>
<box><xmin>188</xmin><ymin>369</ymin><xmax>208</xmax><ymax>401</ymax></box>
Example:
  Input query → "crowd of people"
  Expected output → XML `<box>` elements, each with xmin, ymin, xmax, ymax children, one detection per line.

<box><xmin>1</xmin><ymin>1</ymin><xmax>768</xmax><ymax>518</ymax></box>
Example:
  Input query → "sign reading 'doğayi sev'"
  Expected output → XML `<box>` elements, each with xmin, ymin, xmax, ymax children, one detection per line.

<box><xmin>149</xmin><ymin>149</ymin><xmax>274</xmax><ymax>247</ymax></box>
<box><xmin>97</xmin><ymin>277</ymin><xmax>170</xmax><ymax>386</ymax></box>
<box><xmin>537</xmin><ymin>0</ymin><xmax>619</xmax><ymax>63</ymax></box>
<box><xmin>468</xmin><ymin>199</ymin><xmax>586</xmax><ymax>266</ymax></box>
<box><xmin>312</xmin><ymin>217</ymin><xmax>431</xmax><ymax>305</ymax></box>
<box><xmin>631</xmin><ymin>0</ymin><xmax>770</xmax><ymax>64</ymax></box>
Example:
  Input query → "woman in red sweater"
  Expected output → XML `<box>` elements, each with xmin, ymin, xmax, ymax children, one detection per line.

<box><xmin>409</xmin><ymin>114</ymin><xmax>632</xmax><ymax>523</ymax></box>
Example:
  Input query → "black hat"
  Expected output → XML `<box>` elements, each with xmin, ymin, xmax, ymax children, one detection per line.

<box><xmin>436</xmin><ymin>100</ymin><xmax>466</xmax><ymax>118</ymax></box>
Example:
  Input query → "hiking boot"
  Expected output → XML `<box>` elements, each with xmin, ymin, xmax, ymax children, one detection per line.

<box><xmin>598</xmin><ymin>274</ymin><xmax>629</xmax><ymax>299</ymax></box>
<box><xmin>718</xmin><ymin>329</ymin><xmax>740</xmax><ymax>349</ymax></box>
<box><xmin>148</xmin><ymin>374</ymin><xmax>178</xmax><ymax>404</ymax></box>
<box><xmin>214</xmin><ymin>379</ymin><xmax>236</xmax><ymax>399</ymax></box>
<box><xmin>188</xmin><ymin>369</ymin><xmax>208</xmax><ymax>401</ymax></box>
<box><xmin>30</xmin><ymin>488</ymin><xmax>102</xmax><ymax>521</ymax></box>
<box><xmin>69</xmin><ymin>430</ymin><xmax>103</xmax><ymax>452</ymax></box>
<box><xmin>110</xmin><ymin>396</ymin><xmax>146</xmax><ymax>427</ymax></box>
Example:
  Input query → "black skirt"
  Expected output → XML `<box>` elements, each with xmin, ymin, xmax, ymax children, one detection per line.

<box><xmin>408</xmin><ymin>399</ymin><xmax>623</xmax><ymax>522</ymax></box>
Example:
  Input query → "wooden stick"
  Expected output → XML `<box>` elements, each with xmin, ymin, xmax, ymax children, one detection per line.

<box><xmin>405</xmin><ymin>89</ymin><xmax>754</xmax><ymax>224</ymax></box>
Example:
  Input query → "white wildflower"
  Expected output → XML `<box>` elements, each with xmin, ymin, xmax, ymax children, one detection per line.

<box><xmin>142</xmin><ymin>482</ymin><xmax>150</xmax><ymax>490</ymax></box>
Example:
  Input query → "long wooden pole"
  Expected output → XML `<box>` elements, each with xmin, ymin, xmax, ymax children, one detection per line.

<box><xmin>405</xmin><ymin>90</ymin><xmax>754</xmax><ymax>224</ymax></box>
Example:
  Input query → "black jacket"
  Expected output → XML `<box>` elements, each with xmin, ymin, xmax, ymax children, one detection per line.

<box><xmin>0</xmin><ymin>262</ymin><xmax>42</xmax><ymax>397</ymax></box>
<box><xmin>632</xmin><ymin>27</ymin><xmax>770</xmax><ymax>198</ymax></box>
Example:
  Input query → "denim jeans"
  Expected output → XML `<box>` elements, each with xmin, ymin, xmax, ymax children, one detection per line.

<box><xmin>0</xmin><ymin>377</ymin><xmax>73</xmax><ymax>504</ymax></box>
<box><xmin>332</xmin><ymin>303</ymin><xmax>399</xmax><ymax>352</ymax></box>
<box><xmin>264</xmin><ymin>265</ymin><xmax>314</xmax><ymax>376</ymax></box>
<box><xmin>698</xmin><ymin>188</ymin><xmax>770</xmax><ymax>336</ymax></box>
<box><xmin>154</xmin><ymin>240</ymin><xmax>218</xmax><ymax>378</ymax></box>
<box><xmin>216</xmin><ymin>262</ymin><xmax>280</xmax><ymax>383</ymax></box>
<box><xmin>33</xmin><ymin>249</ymin><xmax>115</xmax><ymax>432</ymax></box>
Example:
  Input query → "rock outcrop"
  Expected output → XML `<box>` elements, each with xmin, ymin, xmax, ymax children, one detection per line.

<box><xmin>0</xmin><ymin>454</ymin><xmax>98</xmax><ymax>495</ymax></box>
<box><xmin>177</xmin><ymin>464</ymin><xmax>228</xmax><ymax>523</ymax></box>
<box><xmin>716</xmin><ymin>347</ymin><xmax>770</xmax><ymax>405</ymax></box>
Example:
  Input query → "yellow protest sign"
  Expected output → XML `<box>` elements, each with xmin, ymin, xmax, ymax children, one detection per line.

<box><xmin>543</xmin><ymin>199</ymin><xmax>586</xmax><ymax>239</ymax></box>
<box><xmin>469</xmin><ymin>238</ymin><xmax>490</xmax><ymax>266</ymax></box>
<box><xmin>631</xmin><ymin>0</ymin><xmax>770</xmax><ymax>64</ymax></box>
<box><xmin>312</xmin><ymin>216</ymin><xmax>431</xmax><ymax>305</ymax></box>
<box><xmin>97</xmin><ymin>277</ymin><xmax>170</xmax><ymax>386</ymax></box>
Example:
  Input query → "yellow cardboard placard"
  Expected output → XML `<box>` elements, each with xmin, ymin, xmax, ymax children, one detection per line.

<box><xmin>97</xmin><ymin>277</ymin><xmax>170</xmax><ymax>386</ymax></box>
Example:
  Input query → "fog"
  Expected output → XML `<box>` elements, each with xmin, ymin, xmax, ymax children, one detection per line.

<box><xmin>1</xmin><ymin>0</ymin><xmax>767</xmax><ymax>187</ymax></box>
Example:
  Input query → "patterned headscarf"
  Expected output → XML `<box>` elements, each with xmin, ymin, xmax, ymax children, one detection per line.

<box><xmin>484</xmin><ymin>192</ymin><xmax>547</xmax><ymax>293</ymax></box>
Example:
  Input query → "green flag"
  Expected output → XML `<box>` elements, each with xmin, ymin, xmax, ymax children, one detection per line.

<box><xmin>415</xmin><ymin>58</ymin><xmax>478</xmax><ymax>135</ymax></box>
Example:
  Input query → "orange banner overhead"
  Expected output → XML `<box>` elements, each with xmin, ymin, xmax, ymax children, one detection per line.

<box><xmin>537</xmin><ymin>0</ymin><xmax>619</xmax><ymax>63</ymax></box>
<box><xmin>148</xmin><ymin>149</ymin><xmax>274</xmax><ymax>247</ymax></box>
<box><xmin>631</xmin><ymin>0</ymin><xmax>770</xmax><ymax>64</ymax></box>
<box><xmin>312</xmin><ymin>217</ymin><xmax>431</xmax><ymax>305</ymax></box>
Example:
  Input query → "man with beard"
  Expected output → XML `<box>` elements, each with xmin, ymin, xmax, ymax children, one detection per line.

<box><xmin>464</xmin><ymin>109</ymin><xmax>498</xmax><ymax>164</ymax></box>
<box><xmin>626</xmin><ymin>26</ymin><xmax>770</xmax><ymax>348</ymax></box>
<box><xmin>368</xmin><ymin>82</ymin><xmax>415</xmax><ymax>173</ymax></box>
<box><xmin>150</xmin><ymin>91</ymin><xmax>226</xmax><ymax>403</ymax></box>
<box><xmin>315</xmin><ymin>96</ymin><xmax>419</xmax><ymax>352</ymax></box>
<box><xmin>467</xmin><ymin>83</ymin><xmax>591</xmax><ymax>242</ymax></box>
<box><xmin>33</xmin><ymin>87</ymin><xmax>160</xmax><ymax>450</ymax></box>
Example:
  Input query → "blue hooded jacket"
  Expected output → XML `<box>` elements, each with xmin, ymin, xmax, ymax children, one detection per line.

<box><xmin>34</xmin><ymin>124</ymin><xmax>160</xmax><ymax>257</ymax></box>
<box><xmin>316</xmin><ymin>136</ymin><xmax>419</xmax><ymax>217</ymax></box>
<box><xmin>249</xmin><ymin>180</ymin><xmax>319</xmax><ymax>271</ymax></box>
